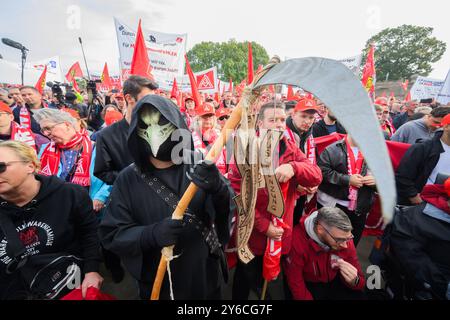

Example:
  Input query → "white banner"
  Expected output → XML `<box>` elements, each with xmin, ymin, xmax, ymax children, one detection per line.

<box><xmin>158</xmin><ymin>67</ymin><xmax>218</xmax><ymax>94</ymax></box>
<box><xmin>410</xmin><ymin>76</ymin><xmax>445</xmax><ymax>101</ymax></box>
<box><xmin>338</xmin><ymin>54</ymin><xmax>362</xmax><ymax>76</ymax></box>
<box><xmin>114</xmin><ymin>17</ymin><xmax>187</xmax><ymax>82</ymax></box>
<box><xmin>436</xmin><ymin>69</ymin><xmax>450</xmax><ymax>105</ymax></box>
<box><xmin>0</xmin><ymin>56</ymin><xmax>63</xmax><ymax>86</ymax></box>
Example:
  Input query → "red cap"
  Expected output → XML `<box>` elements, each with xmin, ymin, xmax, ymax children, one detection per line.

<box><xmin>184</xmin><ymin>94</ymin><xmax>194</xmax><ymax>102</ymax></box>
<box><xmin>195</xmin><ymin>102</ymin><xmax>215</xmax><ymax>117</ymax></box>
<box><xmin>375</xmin><ymin>98</ymin><xmax>388</xmax><ymax>106</ymax></box>
<box><xmin>115</xmin><ymin>93</ymin><xmax>124</xmax><ymax>99</ymax></box>
<box><xmin>294</xmin><ymin>98</ymin><xmax>319</xmax><ymax>112</ymax></box>
<box><xmin>104</xmin><ymin>110</ymin><xmax>123</xmax><ymax>126</ymax></box>
<box><xmin>216</xmin><ymin>107</ymin><xmax>231</xmax><ymax>118</ymax></box>
<box><xmin>0</xmin><ymin>101</ymin><xmax>12</xmax><ymax>114</ymax></box>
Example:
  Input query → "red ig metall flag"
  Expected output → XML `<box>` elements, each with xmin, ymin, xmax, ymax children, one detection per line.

<box><xmin>101</xmin><ymin>62</ymin><xmax>113</xmax><ymax>90</ymax></box>
<box><xmin>361</xmin><ymin>44</ymin><xmax>376</xmax><ymax>100</ymax></box>
<box><xmin>35</xmin><ymin>65</ymin><xmax>47</xmax><ymax>94</ymax></box>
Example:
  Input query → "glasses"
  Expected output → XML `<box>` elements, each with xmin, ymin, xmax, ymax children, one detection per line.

<box><xmin>319</xmin><ymin>223</ymin><xmax>354</xmax><ymax>244</ymax></box>
<box><xmin>218</xmin><ymin>116</ymin><xmax>230</xmax><ymax>121</ymax></box>
<box><xmin>0</xmin><ymin>161</ymin><xmax>29</xmax><ymax>173</ymax></box>
<box><xmin>40</xmin><ymin>123</ymin><xmax>63</xmax><ymax>135</ymax></box>
<box><xmin>383</xmin><ymin>111</ymin><xmax>390</xmax><ymax>114</ymax></box>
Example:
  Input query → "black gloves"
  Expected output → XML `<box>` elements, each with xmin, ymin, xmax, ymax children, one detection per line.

<box><xmin>141</xmin><ymin>218</ymin><xmax>184</xmax><ymax>249</ymax></box>
<box><xmin>187</xmin><ymin>160</ymin><xmax>225</xmax><ymax>194</ymax></box>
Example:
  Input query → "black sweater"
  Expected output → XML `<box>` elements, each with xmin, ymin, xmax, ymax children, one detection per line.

<box><xmin>0</xmin><ymin>175</ymin><xmax>100</xmax><ymax>298</ymax></box>
<box><xmin>94</xmin><ymin>119</ymin><xmax>134</xmax><ymax>185</ymax></box>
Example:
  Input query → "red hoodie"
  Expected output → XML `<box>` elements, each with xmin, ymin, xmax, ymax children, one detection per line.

<box><xmin>284</xmin><ymin>214</ymin><xmax>365</xmax><ymax>300</ymax></box>
<box><xmin>228</xmin><ymin>136</ymin><xmax>322</xmax><ymax>256</ymax></box>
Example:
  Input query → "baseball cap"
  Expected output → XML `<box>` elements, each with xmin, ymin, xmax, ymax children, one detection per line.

<box><xmin>294</xmin><ymin>98</ymin><xmax>319</xmax><ymax>113</ymax></box>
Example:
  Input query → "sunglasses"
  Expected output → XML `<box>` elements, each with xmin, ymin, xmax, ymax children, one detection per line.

<box><xmin>319</xmin><ymin>223</ymin><xmax>354</xmax><ymax>244</ymax></box>
<box><xmin>0</xmin><ymin>161</ymin><xmax>29</xmax><ymax>173</ymax></box>
<box><xmin>218</xmin><ymin>116</ymin><xmax>230</xmax><ymax>121</ymax></box>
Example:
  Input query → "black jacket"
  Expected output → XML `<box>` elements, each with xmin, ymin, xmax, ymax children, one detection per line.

<box><xmin>395</xmin><ymin>131</ymin><xmax>444</xmax><ymax>205</ymax></box>
<box><xmin>390</xmin><ymin>202</ymin><xmax>450</xmax><ymax>299</ymax></box>
<box><xmin>94</xmin><ymin>119</ymin><xmax>134</xmax><ymax>185</ymax></box>
<box><xmin>99</xmin><ymin>95</ymin><xmax>234</xmax><ymax>300</ymax></box>
<box><xmin>392</xmin><ymin>112</ymin><xmax>409</xmax><ymax>130</ymax></box>
<box><xmin>0</xmin><ymin>175</ymin><xmax>101</xmax><ymax>299</ymax></box>
<box><xmin>12</xmin><ymin>104</ymin><xmax>44</xmax><ymax>134</ymax></box>
<box><xmin>312</xmin><ymin>119</ymin><xmax>346</xmax><ymax>138</ymax></box>
<box><xmin>317</xmin><ymin>140</ymin><xmax>375</xmax><ymax>214</ymax></box>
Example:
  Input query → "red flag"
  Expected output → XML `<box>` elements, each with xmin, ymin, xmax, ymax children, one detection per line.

<box><xmin>228</xmin><ymin>78</ymin><xmax>233</xmax><ymax>92</ymax></box>
<box><xmin>35</xmin><ymin>65</ymin><xmax>47</xmax><ymax>94</ymax></box>
<box><xmin>236</xmin><ymin>79</ymin><xmax>246</xmax><ymax>96</ymax></box>
<box><xmin>390</xmin><ymin>91</ymin><xmax>395</xmax><ymax>99</ymax></box>
<box><xmin>101</xmin><ymin>63</ymin><xmax>113</xmax><ymax>90</ymax></box>
<box><xmin>401</xmin><ymin>79</ymin><xmax>409</xmax><ymax>92</ymax></box>
<box><xmin>170</xmin><ymin>78</ymin><xmax>179</xmax><ymax>99</ymax></box>
<box><xmin>287</xmin><ymin>85</ymin><xmax>295</xmax><ymax>100</ymax></box>
<box><xmin>381</xmin><ymin>91</ymin><xmax>387</xmax><ymax>98</ymax></box>
<box><xmin>130</xmin><ymin>19</ymin><xmax>154</xmax><ymax>80</ymax></box>
<box><xmin>65</xmin><ymin>62</ymin><xmax>83</xmax><ymax>82</ymax></box>
<box><xmin>361</xmin><ymin>44</ymin><xmax>376</xmax><ymax>99</ymax></box>
<box><xmin>247</xmin><ymin>42</ymin><xmax>254</xmax><ymax>85</ymax></box>
<box><xmin>185</xmin><ymin>54</ymin><xmax>202</xmax><ymax>107</ymax></box>
<box><xmin>404</xmin><ymin>91</ymin><xmax>411</xmax><ymax>102</ymax></box>
<box><xmin>214</xmin><ymin>91</ymin><xmax>220</xmax><ymax>104</ymax></box>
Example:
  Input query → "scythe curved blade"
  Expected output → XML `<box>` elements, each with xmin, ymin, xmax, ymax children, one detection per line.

<box><xmin>254</xmin><ymin>57</ymin><xmax>396</xmax><ymax>223</ymax></box>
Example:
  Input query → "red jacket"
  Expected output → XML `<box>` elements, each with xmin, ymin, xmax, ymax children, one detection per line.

<box><xmin>228</xmin><ymin>136</ymin><xmax>322</xmax><ymax>256</ymax></box>
<box><xmin>284</xmin><ymin>214</ymin><xmax>365</xmax><ymax>300</ymax></box>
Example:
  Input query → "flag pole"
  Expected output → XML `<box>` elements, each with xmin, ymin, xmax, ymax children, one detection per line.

<box><xmin>78</xmin><ymin>37</ymin><xmax>91</xmax><ymax>80</ymax></box>
<box><xmin>261</xmin><ymin>280</ymin><xmax>268</xmax><ymax>300</ymax></box>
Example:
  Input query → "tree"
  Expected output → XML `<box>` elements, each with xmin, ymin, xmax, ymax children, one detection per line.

<box><xmin>187</xmin><ymin>39</ymin><xmax>269</xmax><ymax>83</ymax></box>
<box><xmin>364</xmin><ymin>25</ymin><xmax>446</xmax><ymax>81</ymax></box>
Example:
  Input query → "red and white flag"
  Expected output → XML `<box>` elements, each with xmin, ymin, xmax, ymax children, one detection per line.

<box><xmin>35</xmin><ymin>65</ymin><xmax>47</xmax><ymax>94</ymax></box>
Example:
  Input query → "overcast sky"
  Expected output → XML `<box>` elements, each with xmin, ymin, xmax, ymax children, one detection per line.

<box><xmin>1</xmin><ymin>0</ymin><xmax>449</xmax><ymax>79</ymax></box>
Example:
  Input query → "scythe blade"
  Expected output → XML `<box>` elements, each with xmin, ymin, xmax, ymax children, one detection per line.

<box><xmin>254</xmin><ymin>57</ymin><xmax>396</xmax><ymax>223</ymax></box>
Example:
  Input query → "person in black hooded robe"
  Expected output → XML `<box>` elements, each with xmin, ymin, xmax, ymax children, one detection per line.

<box><xmin>99</xmin><ymin>95</ymin><xmax>234</xmax><ymax>300</ymax></box>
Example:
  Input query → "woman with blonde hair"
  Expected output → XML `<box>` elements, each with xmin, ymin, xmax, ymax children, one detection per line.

<box><xmin>0</xmin><ymin>141</ymin><xmax>102</xmax><ymax>299</ymax></box>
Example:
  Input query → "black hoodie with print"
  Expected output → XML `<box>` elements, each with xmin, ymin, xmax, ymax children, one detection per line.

<box><xmin>0</xmin><ymin>175</ymin><xmax>101</xmax><ymax>299</ymax></box>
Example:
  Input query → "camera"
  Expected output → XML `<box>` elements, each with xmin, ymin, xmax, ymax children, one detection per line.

<box><xmin>47</xmin><ymin>81</ymin><xmax>70</xmax><ymax>107</ymax></box>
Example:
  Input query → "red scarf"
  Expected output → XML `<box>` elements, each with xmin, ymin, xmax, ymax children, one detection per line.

<box><xmin>286</xmin><ymin>127</ymin><xmax>316</xmax><ymax>164</ymax></box>
<box><xmin>19</xmin><ymin>103</ymin><xmax>47</xmax><ymax>129</ymax></box>
<box><xmin>39</xmin><ymin>133</ymin><xmax>92</xmax><ymax>186</ymax></box>
<box><xmin>19</xmin><ymin>106</ymin><xmax>32</xmax><ymax>129</ymax></box>
<box><xmin>381</xmin><ymin>120</ymin><xmax>395</xmax><ymax>137</ymax></box>
<box><xmin>346</xmin><ymin>138</ymin><xmax>364</xmax><ymax>211</ymax></box>
<box><xmin>10</xmin><ymin>122</ymin><xmax>36</xmax><ymax>150</ymax></box>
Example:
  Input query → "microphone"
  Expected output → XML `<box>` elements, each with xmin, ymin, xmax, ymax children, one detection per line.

<box><xmin>1</xmin><ymin>38</ymin><xmax>28</xmax><ymax>51</ymax></box>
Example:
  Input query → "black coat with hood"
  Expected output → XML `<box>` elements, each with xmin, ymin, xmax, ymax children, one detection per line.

<box><xmin>99</xmin><ymin>95</ymin><xmax>234</xmax><ymax>300</ymax></box>
<box><xmin>0</xmin><ymin>175</ymin><xmax>101</xmax><ymax>299</ymax></box>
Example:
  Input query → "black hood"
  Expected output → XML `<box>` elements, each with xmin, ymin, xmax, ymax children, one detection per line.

<box><xmin>127</xmin><ymin>94</ymin><xmax>193</xmax><ymax>170</ymax></box>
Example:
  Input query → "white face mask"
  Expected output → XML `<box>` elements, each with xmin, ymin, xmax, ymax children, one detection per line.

<box><xmin>137</xmin><ymin>107</ymin><xmax>176</xmax><ymax>157</ymax></box>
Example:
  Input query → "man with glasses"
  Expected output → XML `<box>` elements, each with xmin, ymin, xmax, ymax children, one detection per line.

<box><xmin>284</xmin><ymin>207</ymin><xmax>365</xmax><ymax>300</ymax></box>
<box><xmin>215</xmin><ymin>107</ymin><xmax>230</xmax><ymax>130</ymax></box>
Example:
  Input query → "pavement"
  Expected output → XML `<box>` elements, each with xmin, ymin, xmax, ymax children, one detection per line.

<box><xmin>100</xmin><ymin>236</ymin><xmax>378</xmax><ymax>300</ymax></box>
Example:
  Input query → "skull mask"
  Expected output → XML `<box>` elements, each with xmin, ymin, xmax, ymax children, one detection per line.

<box><xmin>137</xmin><ymin>105</ymin><xmax>177</xmax><ymax>160</ymax></box>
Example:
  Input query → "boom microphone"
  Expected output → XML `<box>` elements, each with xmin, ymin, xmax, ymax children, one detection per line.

<box><xmin>1</xmin><ymin>38</ymin><xmax>28</xmax><ymax>51</ymax></box>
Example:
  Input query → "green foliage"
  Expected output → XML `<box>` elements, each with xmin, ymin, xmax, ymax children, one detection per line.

<box><xmin>187</xmin><ymin>39</ymin><xmax>269</xmax><ymax>83</ymax></box>
<box><xmin>364</xmin><ymin>25</ymin><xmax>446</xmax><ymax>81</ymax></box>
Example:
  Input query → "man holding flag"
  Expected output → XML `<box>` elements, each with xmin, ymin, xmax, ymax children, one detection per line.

<box><xmin>229</xmin><ymin>101</ymin><xmax>321</xmax><ymax>299</ymax></box>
